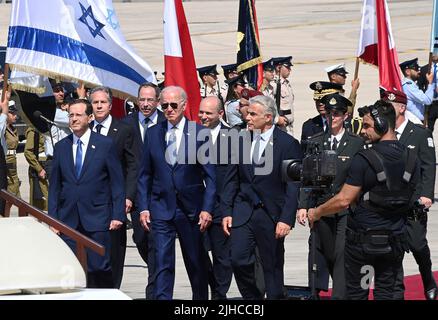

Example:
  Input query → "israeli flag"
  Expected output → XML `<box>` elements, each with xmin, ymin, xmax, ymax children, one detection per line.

<box><xmin>5</xmin><ymin>0</ymin><xmax>155</xmax><ymax>97</ymax></box>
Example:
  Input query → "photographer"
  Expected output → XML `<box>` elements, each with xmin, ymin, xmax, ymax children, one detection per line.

<box><xmin>297</xmin><ymin>93</ymin><xmax>364</xmax><ymax>299</ymax></box>
<box><xmin>381</xmin><ymin>89</ymin><xmax>437</xmax><ymax>300</ymax></box>
<box><xmin>308</xmin><ymin>100</ymin><xmax>419</xmax><ymax>300</ymax></box>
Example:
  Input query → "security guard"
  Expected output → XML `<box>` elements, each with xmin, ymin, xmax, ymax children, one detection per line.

<box><xmin>24</xmin><ymin>126</ymin><xmax>49</xmax><ymax>211</ymax></box>
<box><xmin>382</xmin><ymin>89</ymin><xmax>438</xmax><ymax>300</ymax></box>
<box><xmin>400</xmin><ymin>58</ymin><xmax>434</xmax><ymax>125</ymax></box>
<box><xmin>4</xmin><ymin>102</ymin><xmax>21</xmax><ymax>217</ymax></box>
<box><xmin>272</xmin><ymin>56</ymin><xmax>295</xmax><ymax>136</ymax></box>
<box><xmin>308</xmin><ymin>100</ymin><xmax>419</xmax><ymax>300</ymax></box>
<box><xmin>198</xmin><ymin>64</ymin><xmax>222</xmax><ymax>100</ymax></box>
<box><xmin>260</xmin><ymin>59</ymin><xmax>276</xmax><ymax>99</ymax></box>
<box><xmin>297</xmin><ymin>93</ymin><xmax>364</xmax><ymax>299</ymax></box>
<box><xmin>220</xmin><ymin>63</ymin><xmax>239</xmax><ymax>99</ymax></box>
<box><xmin>300</xmin><ymin>81</ymin><xmax>343</xmax><ymax>143</ymax></box>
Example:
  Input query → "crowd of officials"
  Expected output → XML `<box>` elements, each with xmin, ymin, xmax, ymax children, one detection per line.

<box><xmin>0</xmin><ymin>55</ymin><xmax>437</xmax><ymax>300</ymax></box>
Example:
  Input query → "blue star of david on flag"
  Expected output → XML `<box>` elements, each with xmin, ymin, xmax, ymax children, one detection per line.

<box><xmin>106</xmin><ymin>9</ymin><xmax>120</xmax><ymax>30</ymax></box>
<box><xmin>78</xmin><ymin>2</ymin><xmax>106</xmax><ymax>39</ymax></box>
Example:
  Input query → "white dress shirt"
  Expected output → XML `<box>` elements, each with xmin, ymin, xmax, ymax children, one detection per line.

<box><xmin>210</xmin><ymin>123</ymin><xmax>221</xmax><ymax>145</ymax></box>
<box><xmin>73</xmin><ymin>128</ymin><xmax>91</xmax><ymax>166</ymax></box>
<box><xmin>330</xmin><ymin>128</ymin><xmax>345</xmax><ymax>150</ymax></box>
<box><xmin>93</xmin><ymin>114</ymin><xmax>112</xmax><ymax>136</ymax></box>
<box><xmin>166</xmin><ymin>117</ymin><xmax>186</xmax><ymax>153</ymax></box>
<box><xmin>138</xmin><ymin>110</ymin><xmax>159</xmax><ymax>142</ymax></box>
<box><xmin>395</xmin><ymin>118</ymin><xmax>409</xmax><ymax>140</ymax></box>
<box><xmin>250</xmin><ymin>125</ymin><xmax>275</xmax><ymax>161</ymax></box>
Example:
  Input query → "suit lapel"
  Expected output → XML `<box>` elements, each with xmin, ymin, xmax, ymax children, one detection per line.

<box><xmin>133</xmin><ymin>112</ymin><xmax>143</xmax><ymax>141</ymax></box>
<box><xmin>336</xmin><ymin>132</ymin><xmax>349</xmax><ymax>154</ymax></box>
<box><xmin>78</xmin><ymin>132</ymin><xmax>98</xmax><ymax>180</ymax></box>
<box><xmin>399</xmin><ymin>121</ymin><xmax>413</xmax><ymax>145</ymax></box>
<box><xmin>66</xmin><ymin>135</ymin><xmax>75</xmax><ymax>177</ymax></box>
<box><xmin>107</xmin><ymin>118</ymin><xmax>118</xmax><ymax>138</ymax></box>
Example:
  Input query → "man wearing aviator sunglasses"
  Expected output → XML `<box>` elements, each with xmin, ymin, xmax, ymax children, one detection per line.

<box><xmin>137</xmin><ymin>86</ymin><xmax>216</xmax><ymax>300</ymax></box>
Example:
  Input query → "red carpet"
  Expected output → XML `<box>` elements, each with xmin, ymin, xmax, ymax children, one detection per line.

<box><xmin>319</xmin><ymin>271</ymin><xmax>438</xmax><ymax>300</ymax></box>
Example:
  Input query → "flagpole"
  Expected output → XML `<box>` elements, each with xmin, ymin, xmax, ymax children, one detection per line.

<box><xmin>1</xmin><ymin>63</ymin><xmax>9</xmax><ymax>102</ymax></box>
<box><xmin>353</xmin><ymin>57</ymin><xmax>360</xmax><ymax>81</ymax></box>
<box><xmin>424</xmin><ymin>52</ymin><xmax>434</xmax><ymax>128</ymax></box>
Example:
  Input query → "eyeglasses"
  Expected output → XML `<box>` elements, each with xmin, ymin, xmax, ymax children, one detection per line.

<box><xmin>161</xmin><ymin>102</ymin><xmax>180</xmax><ymax>110</ymax></box>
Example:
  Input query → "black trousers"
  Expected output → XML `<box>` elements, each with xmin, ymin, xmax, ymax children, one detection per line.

<box><xmin>393</xmin><ymin>215</ymin><xmax>437</xmax><ymax>299</ymax></box>
<box><xmin>427</xmin><ymin>101</ymin><xmax>438</xmax><ymax>131</ymax></box>
<box><xmin>230</xmin><ymin>208</ymin><xmax>285</xmax><ymax>300</ymax></box>
<box><xmin>205</xmin><ymin>223</ymin><xmax>233</xmax><ymax>299</ymax></box>
<box><xmin>312</xmin><ymin>215</ymin><xmax>347</xmax><ymax>299</ymax></box>
<box><xmin>131</xmin><ymin>209</ymin><xmax>156</xmax><ymax>299</ymax></box>
<box><xmin>110</xmin><ymin>223</ymin><xmax>127</xmax><ymax>289</ymax></box>
<box><xmin>345</xmin><ymin>236</ymin><xmax>404</xmax><ymax>300</ymax></box>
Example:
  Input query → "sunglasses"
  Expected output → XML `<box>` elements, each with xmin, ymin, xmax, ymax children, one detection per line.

<box><xmin>161</xmin><ymin>102</ymin><xmax>180</xmax><ymax>110</ymax></box>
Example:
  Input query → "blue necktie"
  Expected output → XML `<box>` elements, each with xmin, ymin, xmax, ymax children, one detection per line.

<box><xmin>75</xmin><ymin>139</ymin><xmax>83</xmax><ymax>178</ymax></box>
<box><xmin>142</xmin><ymin>118</ymin><xmax>150</xmax><ymax>141</ymax></box>
<box><xmin>95</xmin><ymin>123</ymin><xmax>103</xmax><ymax>134</ymax></box>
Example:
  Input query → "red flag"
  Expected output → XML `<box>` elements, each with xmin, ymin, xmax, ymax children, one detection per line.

<box><xmin>357</xmin><ymin>0</ymin><xmax>402</xmax><ymax>91</ymax></box>
<box><xmin>163</xmin><ymin>0</ymin><xmax>200</xmax><ymax>122</ymax></box>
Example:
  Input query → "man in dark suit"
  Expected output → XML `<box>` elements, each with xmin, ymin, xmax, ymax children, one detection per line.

<box><xmin>222</xmin><ymin>95</ymin><xmax>302</xmax><ymax>299</ymax></box>
<box><xmin>301</xmin><ymin>81</ymin><xmax>343</xmax><ymax>144</ymax></box>
<box><xmin>48</xmin><ymin>99</ymin><xmax>125</xmax><ymax>288</ymax></box>
<box><xmin>122</xmin><ymin>82</ymin><xmax>166</xmax><ymax>299</ymax></box>
<box><xmin>297</xmin><ymin>93</ymin><xmax>364</xmax><ymax>299</ymax></box>
<box><xmin>88</xmin><ymin>86</ymin><xmax>139</xmax><ymax>289</ymax></box>
<box><xmin>381</xmin><ymin>89</ymin><xmax>437</xmax><ymax>300</ymax></box>
<box><xmin>137</xmin><ymin>86</ymin><xmax>216</xmax><ymax>300</ymax></box>
<box><xmin>198</xmin><ymin>96</ymin><xmax>233</xmax><ymax>300</ymax></box>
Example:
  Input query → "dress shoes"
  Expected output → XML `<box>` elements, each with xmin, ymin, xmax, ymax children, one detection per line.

<box><xmin>425</xmin><ymin>287</ymin><xmax>437</xmax><ymax>300</ymax></box>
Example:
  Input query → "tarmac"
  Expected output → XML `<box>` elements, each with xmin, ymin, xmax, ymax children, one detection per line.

<box><xmin>1</xmin><ymin>0</ymin><xmax>438</xmax><ymax>299</ymax></box>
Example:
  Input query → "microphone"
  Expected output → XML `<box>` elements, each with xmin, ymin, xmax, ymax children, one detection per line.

<box><xmin>33</xmin><ymin>111</ymin><xmax>56</xmax><ymax>126</ymax></box>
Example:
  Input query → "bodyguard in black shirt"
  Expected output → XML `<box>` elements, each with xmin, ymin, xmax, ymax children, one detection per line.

<box><xmin>308</xmin><ymin>100</ymin><xmax>419</xmax><ymax>300</ymax></box>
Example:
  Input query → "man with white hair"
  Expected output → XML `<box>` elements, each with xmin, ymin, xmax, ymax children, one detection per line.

<box><xmin>222</xmin><ymin>95</ymin><xmax>302</xmax><ymax>299</ymax></box>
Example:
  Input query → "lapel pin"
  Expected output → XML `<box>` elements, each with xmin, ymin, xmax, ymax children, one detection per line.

<box><xmin>91</xmin><ymin>145</ymin><xmax>96</xmax><ymax>149</ymax></box>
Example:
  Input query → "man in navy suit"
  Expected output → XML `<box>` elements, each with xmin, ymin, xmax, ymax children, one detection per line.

<box><xmin>137</xmin><ymin>86</ymin><xmax>216</xmax><ymax>300</ymax></box>
<box><xmin>198</xmin><ymin>96</ymin><xmax>233</xmax><ymax>300</ymax></box>
<box><xmin>48</xmin><ymin>99</ymin><xmax>125</xmax><ymax>288</ymax></box>
<box><xmin>222</xmin><ymin>95</ymin><xmax>302</xmax><ymax>299</ymax></box>
<box><xmin>89</xmin><ymin>86</ymin><xmax>139</xmax><ymax>289</ymax></box>
<box><xmin>122</xmin><ymin>82</ymin><xmax>166</xmax><ymax>299</ymax></box>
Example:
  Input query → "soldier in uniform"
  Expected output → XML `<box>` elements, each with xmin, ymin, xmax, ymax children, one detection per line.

<box><xmin>4</xmin><ymin>102</ymin><xmax>21</xmax><ymax>217</ymax></box>
<box><xmin>272</xmin><ymin>56</ymin><xmax>295</xmax><ymax>136</ymax></box>
<box><xmin>301</xmin><ymin>81</ymin><xmax>343</xmax><ymax>143</ymax></box>
<box><xmin>220</xmin><ymin>63</ymin><xmax>239</xmax><ymax>99</ymax></box>
<box><xmin>381</xmin><ymin>89</ymin><xmax>438</xmax><ymax>300</ymax></box>
<box><xmin>400</xmin><ymin>58</ymin><xmax>434</xmax><ymax>125</ymax></box>
<box><xmin>325</xmin><ymin>63</ymin><xmax>360</xmax><ymax>111</ymax></box>
<box><xmin>24</xmin><ymin>126</ymin><xmax>49</xmax><ymax>211</ymax></box>
<box><xmin>260</xmin><ymin>59</ymin><xmax>275</xmax><ymax>99</ymax></box>
<box><xmin>418</xmin><ymin>55</ymin><xmax>438</xmax><ymax>131</ymax></box>
<box><xmin>308</xmin><ymin>100</ymin><xmax>419</xmax><ymax>300</ymax></box>
<box><xmin>297</xmin><ymin>93</ymin><xmax>364</xmax><ymax>299</ymax></box>
<box><xmin>198</xmin><ymin>65</ymin><xmax>221</xmax><ymax>99</ymax></box>
<box><xmin>224</xmin><ymin>74</ymin><xmax>247</xmax><ymax>128</ymax></box>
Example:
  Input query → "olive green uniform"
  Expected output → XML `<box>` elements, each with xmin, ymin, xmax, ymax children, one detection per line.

<box><xmin>24</xmin><ymin>127</ymin><xmax>48</xmax><ymax>211</ymax></box>
<box><xmin>5</xmin><ymin>125</ymin><xmax>20</xmax><ymax>197</ymax></box>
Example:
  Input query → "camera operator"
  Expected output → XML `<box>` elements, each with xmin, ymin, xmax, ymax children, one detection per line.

<box><xmin>381</xmin><ymin>89</ymin><xmax>437</xmax><ymax>300</ymax></box>
<box><xmin>297</xmin><ymin>93</ymin><xmax>364</xmax><ymax>299</ymax></box>
<box><xmin>308</xmin><ymin>100</ymin><xmax>419</xmax><ymax>300</ymax></box>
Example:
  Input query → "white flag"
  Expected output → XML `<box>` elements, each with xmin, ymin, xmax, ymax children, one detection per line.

<box><xmin>6</xmin><ymin>0</ymin><xmax>155</xmax><ymax>97</ymax></box>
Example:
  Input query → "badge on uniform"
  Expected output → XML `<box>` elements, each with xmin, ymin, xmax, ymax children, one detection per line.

<box><xmin>407</xmin><ymin>145</ymin><xmax>415</xmax><ymax>149</ymax></box>
<box><xmin>338</xmin><ymin>155</ymin><xmax>350</xmax><ymax>162</ymax></box>
<box><xmin>428</xmin><ymin>137</ymin><xmax>434</xmax><ymax>148</ymax></box>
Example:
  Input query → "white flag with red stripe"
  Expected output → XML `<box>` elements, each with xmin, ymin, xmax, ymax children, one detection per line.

<box><xmin>164</xmin><ymin>0</ymin><xmax>200</xmax><ymax>121</ymax></box>
<box><xmin>357</xmin><ymin>0</ymin><xmax>402</xmax><ymax>91</ymax></box>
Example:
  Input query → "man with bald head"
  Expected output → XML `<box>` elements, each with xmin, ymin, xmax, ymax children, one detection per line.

<box><xmin>198</xmin><ymin>96</ymin><xmax>233</xmax><ymax>299</ymax></box>
<box><xmin>137</xmin><ymin>86</ymin><xmax>216</xmax><ymax>300</ymax></box>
